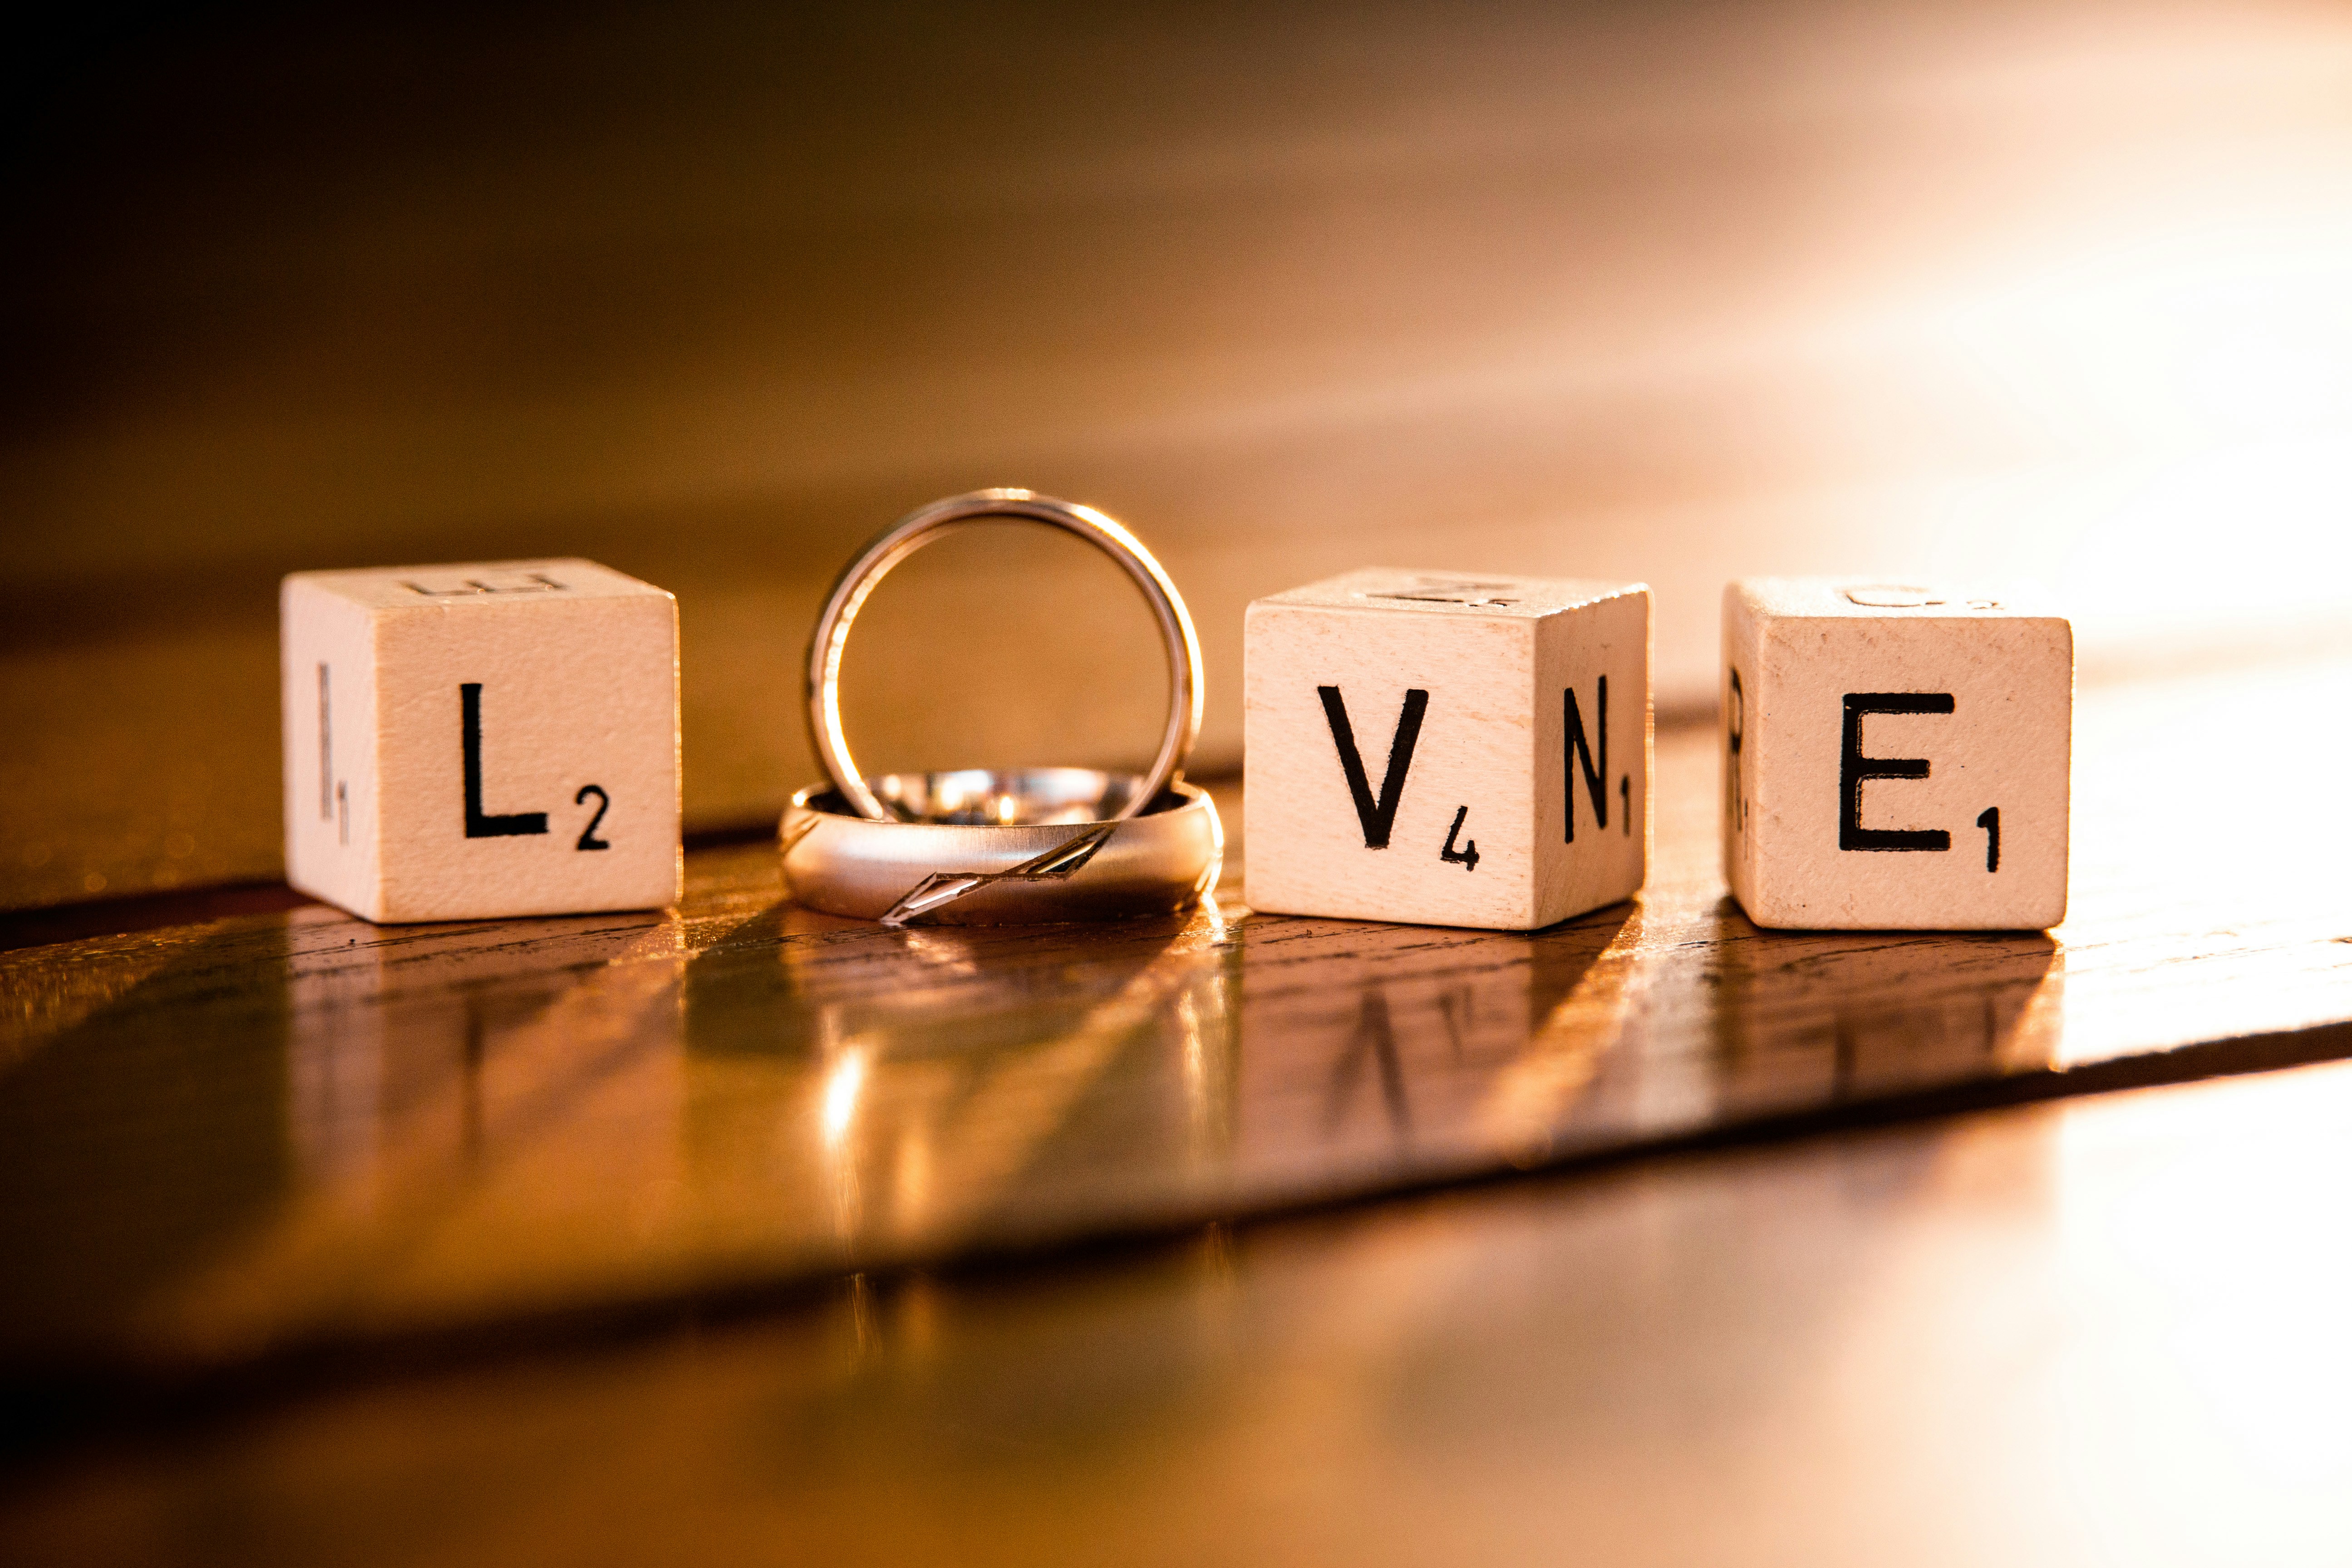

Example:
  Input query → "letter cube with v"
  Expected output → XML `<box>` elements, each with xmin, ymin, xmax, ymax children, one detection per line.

<box><xmin>281</xmin><ymin>559</ymin><xmax>680</xmax><ymax>922</ymax></box>
<box><xmin>1721</xmin><ymin>579</ymin><xmax>2071</xmax><ymax>930</ymax></box>
<box><xmin>1244</xmin><ymin>570</ymin><xmax>1650</xmax><ymax>929</ymax></box>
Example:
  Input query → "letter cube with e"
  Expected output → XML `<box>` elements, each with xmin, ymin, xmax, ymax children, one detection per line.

<box><xmin>1721</xmin><ymin>579</ymin><xmax>2071</xmax><ymax>930</ymax></box>
<box><xmin>281</xmin><ymin>559</ymin><xmax>681</xmax><ymax>922</ymax></box>
<box><xmin>1245</xmin><ymin>570</ymin><xmax>1650</xmax><ymax>930</ymax></box>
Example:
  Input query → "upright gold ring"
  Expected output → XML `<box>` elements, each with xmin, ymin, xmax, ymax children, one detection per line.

<box><xmin>805</xmin><ymin>488</ymin><xmax>1203</xmax><ymax>822</ymax></box>
<box><xmin>784</xmin><ymin>492</ymin><xmax>1220</xmax><ymax>926</ymax></box>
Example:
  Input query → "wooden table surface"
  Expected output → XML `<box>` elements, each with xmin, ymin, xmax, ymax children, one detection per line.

<box><xmin>5</xmin><ymin>658</ymin><xmax>2352</xmax><ymax>1562</ymax></box>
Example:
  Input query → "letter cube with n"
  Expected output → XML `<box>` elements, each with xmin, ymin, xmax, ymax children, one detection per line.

<box><xmin>281</xmin><ymin>559</ymin><xmax>681</xmax><ymax>922</ymax></box>
<box><xmin>1245</xmin><ymin>570</ymin><xmax>1650</xmax><ymax>929</ymax></box>
<box><xmin>1721</xmin><ymin>580</ymin><xmax>2071</xmax><ymax>930</ymax></box>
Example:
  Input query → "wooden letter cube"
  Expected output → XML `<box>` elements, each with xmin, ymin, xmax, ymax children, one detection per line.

<box><xmin>1245</xmin><ymin>570</ymin><xmax>1650</xmax><ymax>930</ymax></box>
<box><xmin>281</xmin><ymin>558</ymin><xmax>680</xmax><ymax>922</ymax></box>
<box><xmin>1721</xmin><ymin>579</ymin><xmax>2071</xmax><ymax>930</ymax></box>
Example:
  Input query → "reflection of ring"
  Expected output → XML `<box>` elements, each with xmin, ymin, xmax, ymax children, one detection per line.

<box><xmin>806</xmin><ymin>488</ymin><xmax>1204</xmax><ymax>822</ymax></box>
<box><xmin>782</xmin><ymin>769</ymin><xmax>1222</xmax><ymax>926</ymax></box>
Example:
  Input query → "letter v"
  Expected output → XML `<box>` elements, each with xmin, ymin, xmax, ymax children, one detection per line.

<box><xmin>1317</xmin><ymin>686</ymin><xmax>1428</xmax><ymax>848</ymax></box>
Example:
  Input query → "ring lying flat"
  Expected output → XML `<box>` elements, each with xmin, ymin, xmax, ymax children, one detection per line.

<box><xmin>807</xmin><ymin>489</ymin><xmax>1203</xmax><ymax>821</ymax></box>
<box><xmin>782</xmin><ymin>769</ymin><xmax>1222</xmax><ymax>926</ymax></box>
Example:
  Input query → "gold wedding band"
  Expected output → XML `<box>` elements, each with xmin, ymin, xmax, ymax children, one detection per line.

<box><xmin>783</xmin><ymin>493</ymin><xmax>1220</xmax><ymax>926</ymax></box>
<box><xmin>782</xmin><ymin>770</ymin><xmax>1221</xmax><ymax>926</ymax></box>
<box><xmin>806</xmin><ymin>488</ymin><xmax>1202</xmax><ymax>821</ymax></box>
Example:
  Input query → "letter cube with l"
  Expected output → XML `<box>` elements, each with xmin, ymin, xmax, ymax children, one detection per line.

<box><xmin>281</xmin><ymin>558</ymin><xmax>681</xmax><ymax>922</ymax></box>
<box><xmin>1721</xmin><ymin>579</ymin><xmax>2071</xmax><ymax>930</ymax></box>
<box><xmin>1245</xmin><ymin>570</ymin><xmax>1650</xmax><ymax>930</ymax></box>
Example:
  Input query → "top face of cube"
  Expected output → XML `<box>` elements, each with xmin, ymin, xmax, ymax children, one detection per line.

<box><xmin>1731</xmin><ymin>578</ymin><xmax>2062</xmax><ymax>626</ymax></box>
<box><xmin>1253</xmin><ymin>568</ymin><xmax>1647</xmax><ymax>623</ymax></box>
<box><xmin>284</xmin><ymin>558</ymin><xmax>672</xmax><ymax>613</ymax></box>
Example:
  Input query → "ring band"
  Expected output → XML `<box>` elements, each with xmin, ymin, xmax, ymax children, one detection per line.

<box><xmin>806</xmin><ymin>489</ymin><xmax>1204</xmax><ymax>822</ymax></box>
<box><xmin>788</xmin><ymin>493</ymin><xmax>1217</xmax><ymax>925</ymax></box>
<box><xmin>782</xmin><ymin>769</ymin><xmax>1222</xmax><ymax>925</ymax></box>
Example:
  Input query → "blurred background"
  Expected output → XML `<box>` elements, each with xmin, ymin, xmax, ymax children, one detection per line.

<box><xmin>6</xmin><ymin>0</ymin><xmax>2351</xmax><ymax>912</ymax></box>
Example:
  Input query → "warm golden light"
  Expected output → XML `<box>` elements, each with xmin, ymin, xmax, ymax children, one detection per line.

<box><xmin>821</xmin><ymin>1048</ymin><xmax>867</xmax><ymax>1147</ymax></box>
<box><xmin>1926</xmin><ymin>193</ymin><xmax>2352</xmax><ymax>644</ymax></box>
<box><xmin>2035</xmin><ymin>1067</ymin><xmax>2352</xmax><ymax>1559</ymax></box>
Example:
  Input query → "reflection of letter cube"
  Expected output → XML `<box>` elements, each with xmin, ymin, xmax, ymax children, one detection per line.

<box><xmin>1245</xmin><ymin>569</ymin><xmax>1650</xmax><ymax>930</ymax></box>
<box><xmin>281</xmin><ymin>559</ymin><xmax>680</xmax><ymax>922</ymax></box>
<box><xmin>1722</xmin><ymin>580</ymin><xmax>2071</xmax><ymax>930</ymax></box>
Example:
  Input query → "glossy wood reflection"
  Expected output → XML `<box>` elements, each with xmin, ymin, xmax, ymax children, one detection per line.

<box><xmin>10</xmin><ymin>1064</ymin><xmax>2352</xmax><ymax>1567</ymax></box>
<box><xmin>4</xmin><ymin>661</ymin><xmax>2352</xmax><ymax>1380</ymax></box>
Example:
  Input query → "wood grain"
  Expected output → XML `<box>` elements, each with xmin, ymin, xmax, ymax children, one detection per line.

<box><xmin>5</xmin><ymin>658</ymin><xmax>2350</xmax><ymax>1394</ymax></box>
<box><xmin>8</xmin><ymin>1058</ymin><xmax>2352</xmax><ymax>1565</ymax></box>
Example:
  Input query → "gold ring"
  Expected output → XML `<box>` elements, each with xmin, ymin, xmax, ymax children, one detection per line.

<box><xmin>805</xmin><ymin>488</ymin><xmax>1203</xmax><ymax>822</ymax></box>
<box><xmin>782</xmin><ymin>769</ymin><xmax>1221</xmax><ymax>926</ymax></box>
<box><xmin>786</xmin><ymin>493</ymin><xmax>1217</xmax><ymax>924</ymax></box>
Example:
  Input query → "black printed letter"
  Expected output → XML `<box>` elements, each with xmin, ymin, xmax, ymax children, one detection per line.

<box><xmin>1319</xmin><ymin>686</ymin><xmax>1427</xmax><ymax>849</ymax></box>
<box><xmin>462</xmin><ymin>683</ymin><xmax>549</xmax><ymax>838</ymax></box>
<box><xmin>1839</xmin><ymin>693</ymin><xmax>1953</xmax><ymax>852</ymax></box>
<box><xmin>1565</xmin><ymin>675</ymin><xmax>1609</xmax><ymax>842</ymax></box>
